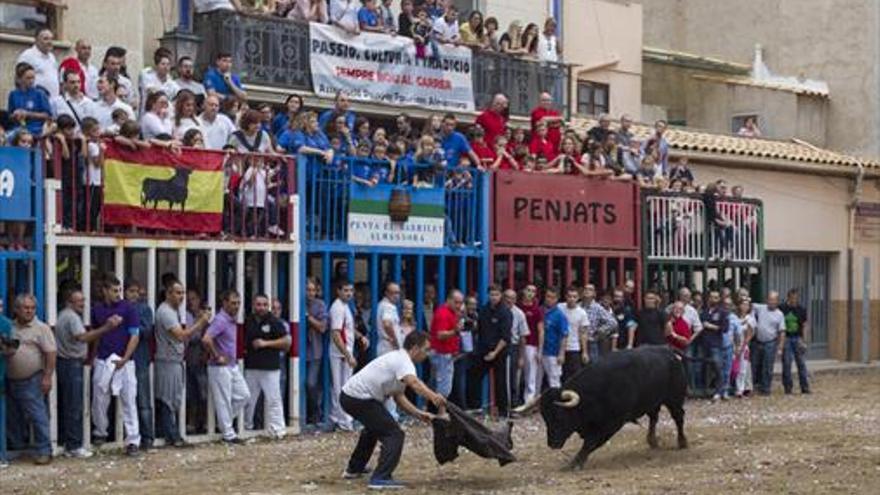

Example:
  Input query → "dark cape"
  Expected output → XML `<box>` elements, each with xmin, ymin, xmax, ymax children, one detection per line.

<box><xmin>431</xmin><ymin>401</ymin><xmax>516</xmax><ymax>466</ymax></box>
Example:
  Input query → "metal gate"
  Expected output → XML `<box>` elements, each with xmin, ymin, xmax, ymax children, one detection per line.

<box><xmin>765</xmin><ymin>253</ymin><xmax>831</xmax><ymax>358</ymax></box>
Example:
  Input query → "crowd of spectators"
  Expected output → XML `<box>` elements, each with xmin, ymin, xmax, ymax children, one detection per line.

<box><xmin>1</xmin><ymin>268</ymin><xmax>811</xmax><ymax>467</ymax></box>
<box><xmin>199</xmin><ymin>0</ymin><xmax>563</xmax><ymax>63</ymax></box>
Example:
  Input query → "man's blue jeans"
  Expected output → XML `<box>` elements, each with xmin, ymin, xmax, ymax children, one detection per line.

<box><xmin>6</xmin><ymin>372</ymin><xmax>50</xmax><ymax>456</ymax></box>
<box><xmin>750</xmin><ymin>340</ymin><xmax>778</xmax><ymax>394</ymax></box>
<box><xmin>135</xmin><ymin>359</ymin><xmax>154</xmax><ymax>447</ymax></box>
<box><xmin>782</xmin><ymin>336</ymin><xmax>810</xmax><ymax>393</ymax></box>
<box><xmin>430</xmin><ymin>353</ymin><xmax>455</xmax><ymax>398</ymax></box>
<box><xmin>56</xmin><ymin>357</ymin><xmax>85</xmax><ymax>451</ymax></box>
<box><xmin>705</xmin><ymin>345</ymin><xmax>724</xmax><ymax>397</ymax></box>
<box><xmin>687</xmin><ymin>343</ymin><xmax>706</xmax><ymax>395</ymax></box>
<box><xmin>720</xmin><ymin>345</ymin><xmax>734</xmax><ymax>397</ymax></box>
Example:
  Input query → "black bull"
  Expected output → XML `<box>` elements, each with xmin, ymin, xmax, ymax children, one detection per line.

<box><xmin>514</xmin><ymin>345</ymin><xmax>688</xmax><ymax>470</ymax></box>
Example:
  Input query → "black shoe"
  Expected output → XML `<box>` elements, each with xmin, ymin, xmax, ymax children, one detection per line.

<box><xmin>223</xmin><ymin>437</ymin><xmax>246</xmax><ymax>445</ymax></box>
<box><xmin>92</xmin><ymin>436</ymin><xmax>107</xmax><ymax>447</ymax></box>
<box><xmin>801</xmin><ymin>389</ymin><xmax>812</xmax><ymax>395</ymax></box>
<box><xmin>125</xmin><ymin>444</ymin><xmax>140</xmax><ymax>457</ymax></box>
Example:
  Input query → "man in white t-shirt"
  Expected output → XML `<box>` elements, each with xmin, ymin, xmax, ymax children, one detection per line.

<box><xmin>17</xmin><ymin>28</ymin><xmax>59</xmax><ymax>97</ymax></box>
<box><xmin>139</xmin><ymin>48</ymin><xmax>180</xmax><ymax>116</ymax></box>
<box><xmin>199</xmin><ymin>94</ymin><xmax>236</xmax><ymax>150</ymax></box>
<box><xmin>340</xmin><ymin>332</ymin><xmax>444</xmax><ymax>490</ymax></box>
<box><xmin>329</xmin><ymin>280</ymin><xmax>369</xmax><ymax>431</ymax></box>
<box><xmin>330</xmin><ymin>0</ymin><xmax>361</xmax><ymax>34</ymax></box>
<box><xmin>432</xmin><ymin>5</ymin><xmax>461</xmax><ymax>44</ymax></box>
<box><xmin>376</xmin><ymin>282</ymin><xmax>404</xmax><ymax>356</ymax></box>
<box><xmin>92</xmin><ymin>75</ymin><xmax>135</xmax><ymax>133</ymax></box>
<box><xmin>558</xmin><ymin>286</ymin><xmax>589</xmax><ymax>383</ymax></box>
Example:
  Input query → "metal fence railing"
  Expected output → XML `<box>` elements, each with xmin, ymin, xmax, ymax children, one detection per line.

<box><xmin>300</xmin><ymin>155</ymin><xmax>484</xmax><ymax>249</ymax></box>
<box><xmin>44</xmin><ymin>138</ymin><xmax>296</xmax><ymax>241</ymax></box>
<box><xmin>644</xmin><ymin>192</ymin><xmax>763</xmax><ymax>264</ymax></box>
<box><xmin>195</xmin><ymin>11</ymin><xmax>570</xmax><ymax>118</ymax></box>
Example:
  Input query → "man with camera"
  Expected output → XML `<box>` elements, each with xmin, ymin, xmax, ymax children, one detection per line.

<box><xmin>4</xmin><ymin>294</ymin><xmax>56</xmax><ymax>465</ymax></box>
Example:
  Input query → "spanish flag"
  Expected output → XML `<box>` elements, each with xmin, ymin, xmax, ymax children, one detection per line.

<box><xmin>102</xmin><ymin>142</ymin><xmax>225</xmax><ymax>233</ymax></box>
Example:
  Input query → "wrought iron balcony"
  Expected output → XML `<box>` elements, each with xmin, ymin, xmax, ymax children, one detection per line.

<box><xmin>643</xmin><ymin>192</ymin><xmax>763</xmax><ymax>265</ymax></box>
<box><xmin>194</xmin><ymin>11</ymin><xmax>569</xmax><ymax>117</ymax></box>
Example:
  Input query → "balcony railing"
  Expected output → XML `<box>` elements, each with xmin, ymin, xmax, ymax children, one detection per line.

<box><xmin>194</xmin><ymin>11</ymin><xmax>569</xmax><ymax>117</ymax></box>
<box><xmin>45</xmin><ymin>139</ymin><xmax>297</xmax><ymax>241</ymax></box>
<box><xmin>644</xmin><ymin>192</ymin><xmax>763</xmax><ymax>264</ymax></box>
<box><xmin>299</xmin><ymin>155</ymin><xmax>485</xmax><ymax>250</ymax></box>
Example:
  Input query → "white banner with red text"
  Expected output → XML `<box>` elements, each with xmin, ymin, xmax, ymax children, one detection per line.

<box><xmin>309</xmin><ymin>22</ymin><xmax>475</xmax><ymax>112</ymax></box>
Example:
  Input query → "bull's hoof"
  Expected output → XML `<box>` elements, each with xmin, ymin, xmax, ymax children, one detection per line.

<box><xmin>562</xmin><ymin>461</ymin><xmax>585</xmax><ymax>472</ymax></box>
<box><xmin>678</xmin><ymin>437</ymin><xmax>689</xmax><ymax>449</ymax></box>
<box><xmin>647</xmin><ymin>435</ymin><xmax>659</xmax><ymax>449</ymax></box>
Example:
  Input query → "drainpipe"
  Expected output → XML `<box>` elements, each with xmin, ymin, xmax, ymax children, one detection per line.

<box><xmin>847</xmin><ymin>161</ymin><xmax>865</xmax><ymax>361</ymax></box>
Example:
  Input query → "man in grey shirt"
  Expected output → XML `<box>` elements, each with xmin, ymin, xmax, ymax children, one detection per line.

<box><xmin>154</xmin><ymin>279</ymin><xmax>210</xmax><ymax>447</ymax></box>
<box><xmin>750</xmin><ymin>291</ymin><xmax>786</xmax><ymax>395</ymax></box>
<box><xmin>55</xmin><ymin>289</ymin><xmax>118</xmax><ymax>457</ymax></box>
<box><xmin>504</xmin><ymin>289</ymin><xmax>530</xmax><ymax>408</ymax></box>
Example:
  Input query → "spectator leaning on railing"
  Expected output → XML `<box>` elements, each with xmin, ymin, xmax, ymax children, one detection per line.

<box><xmin>59</xmin><ymin>39</ymin><xmax>100</xmax><ymax>100</ymax></box>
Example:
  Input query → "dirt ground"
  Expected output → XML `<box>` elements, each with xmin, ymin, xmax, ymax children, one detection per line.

<box><xmin>2</xmin><ymin>369</ymin><xmax>878</xmax><ymax>495</ymax></box>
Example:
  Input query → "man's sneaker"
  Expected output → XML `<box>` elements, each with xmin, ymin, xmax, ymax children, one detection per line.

<box><xmin>92</xmin><ymin>436</ymin><xmax>107</xmax><ymax>447</ymax></box>
<box><xmin>0</xmin><ymin>459</ymin><xmax>9</xmax><ymax>469</ymax></box>
<box><xmin>33</xmin><ymin>455</ymin><xmax>52</xmax><ymax>465</ymax></box>
<box><xmin>223</xmin><ymin>437</ymin><xmax>246</xmax><ymax>445</ymax></box>
<box><xmin>125</xmin><ymin>444</ymin><xmax>140</xmax><ymax>457</ymax></box>
<box><xmin>343</xmin><ymin>468</ymin><xmax>371</xmax><ymax>479</ymax></box>
<box><xmin>802</xmin><ymin>389</ymin><xmax>812</xmax><ymax>395</ymax></box>
<box><xmin>368</xmin><ymin>478</ymin><xmax>405</xmax><ymax>490</ymax></box>
<box><xmin>711</xmin><ymin>394</ymin><xmax>721</xmax><ymax>402</ymax></box>
<box><xmin>171</xmin><ymin>439</ymin><xmax>194</xmax><ymax>449</ymax></box>
<box><xmin>64</xmin><ymin>448</ymin><xmax>94</xmax><ymax>459</ymax></box>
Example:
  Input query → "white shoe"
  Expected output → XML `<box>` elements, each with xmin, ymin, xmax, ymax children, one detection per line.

<box><xmin>64</xmin><ymin>447</ymin><xmax>94</xmax><ymax>458</ymax></box>
<box><xmin>712</xmin><ymin>394</ymin><xmax>721</xmax><ymax>402</ymax></box>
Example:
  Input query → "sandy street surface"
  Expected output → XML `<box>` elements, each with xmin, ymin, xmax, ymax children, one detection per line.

<box><xmin>1</xmin><ymin>369</ymin><xmax>878</xmax><ymax>494</ymax></box>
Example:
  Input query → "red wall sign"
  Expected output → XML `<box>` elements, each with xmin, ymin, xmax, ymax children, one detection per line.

<box><xmin>493</xmin><ymin>171</ymin><xmax>639</xmax><ymax>250</ymax></box>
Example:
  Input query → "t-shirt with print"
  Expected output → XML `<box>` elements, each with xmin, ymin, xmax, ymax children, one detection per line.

<box><xmin>244</xmin><ymin>314</ymin><xmax>288</xmax><ymax>370</ymax></box>
<box><xmin>7</xmin><ymin>319</ymin><xmax>56</xmax><ymax>380</ymax></box>
<box><xmin>329</xmin><ymin>298</ymin><xmax>355</xmax><ymax>359</ymax></box>
<box><xmin>91</xmin><ymin>300</ymin><xmax>140</xmax><ymax>360</ymax></box>
<box><xmin>778</xmin><ymin>304</ymin><xmax>808</xmax><ymax>338</ymax></box>
<box><xmin>342</xmin><ymin>349</ymin><xmax>416</xmax><ymax>402</ymax></box>
<box><xmin>558</xmin><ymin>303</ymin><xmax>589</xmax><ymax>352</ymax></box>
<box><xmin>155</xmin><ymin>302</ymin><xmax>185</xmax><ymax>361</ymax></box>
<box><xmin>55</xmin><ymin>307</ymin><xmax>87</xmax><ymax>360</ymax></box>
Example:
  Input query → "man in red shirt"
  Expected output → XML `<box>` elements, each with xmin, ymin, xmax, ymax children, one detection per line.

<box><xmin>517</xmin><ymin>284</ymin><xmax>544</xmax><ymax>404</ymax></box>
<box><xmin>475</xmin><ymin>93</ymin><xmax>509</xmax><ymax>151</ymax></box>
<box><xmin>530</xmin><ymin>92</ymin><xmax>563</xmax><ymax>151</ymax></box>
<box><xmin>429</xmin><ymin>289</ymin><xmax>465</xmax><ymax>399</ymax></box>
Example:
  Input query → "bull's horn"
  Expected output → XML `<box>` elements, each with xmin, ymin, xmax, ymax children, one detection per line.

<box><xmin>553</xmin><ymin>390</ymin><xmax>580</xmax><ymax>408</ymax></box>
<box><xmin>513</xmin><ymin>396</ymin><xmax>541</xmax><ymax>415</ymax></box>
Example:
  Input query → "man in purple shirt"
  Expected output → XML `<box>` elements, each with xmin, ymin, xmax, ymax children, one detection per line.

<box><xmin>89</xmin><ymin>273</ymin><xmax>142</xmax><ymax>456</ymax></box>
<box><xmin>203</xmin><ymin>289</ymin><xmax>251</xmax><ymax>444</ymax></box>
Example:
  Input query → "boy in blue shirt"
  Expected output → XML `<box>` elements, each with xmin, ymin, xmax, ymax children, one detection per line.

<box><xmin>541</xmin><ymin>287</ymin><xmax>569</xmax><ymax>389</ymax></box>
<box><xmin>358</xmin><ymin>0</ymin><xmax>384</xmax><ymax>33</ymax></box>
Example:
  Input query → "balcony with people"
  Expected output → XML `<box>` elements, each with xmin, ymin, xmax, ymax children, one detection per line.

<box><xmin>192</xmin><ymin>0</ymin><xmax>570</xmax><ymax>117</ymax></box>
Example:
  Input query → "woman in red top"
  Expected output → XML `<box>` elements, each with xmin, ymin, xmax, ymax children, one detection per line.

<box><xmin>469</xmin><ymin>124</ymin><xmax>496</xmax><ymax>169</ymax></box>
<box><xmin>529</xmin><ymin>121</ymin><xmax>556</xmax><ymax>161</ymax></box>
<box><xmin>665</xmin><ymin>301</ymin><xmax>692</xmax><ymax>351</ymax></box>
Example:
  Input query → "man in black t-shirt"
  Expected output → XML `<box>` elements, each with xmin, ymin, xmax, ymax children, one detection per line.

<box><xmin>779</xmin><ymin>289</ymin><xmax>811</xmax><ymax>394</ymax></box>
<box><xmin>631</xmin><ymin>290</ymin><xmax>667</xmax><ymax>348</ymax></box>
<box><xmin>243</xmin><ymin>294</ymin><xmax>291</xmax><ymax>438</ymax></box>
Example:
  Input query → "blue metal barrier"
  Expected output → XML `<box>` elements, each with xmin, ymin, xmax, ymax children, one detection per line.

<box><xmin>296</xmin><ymin>154</ymin><xmax>490</xmax><ymax>428</ymax></box>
